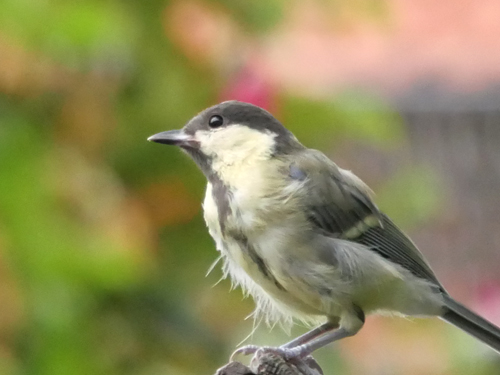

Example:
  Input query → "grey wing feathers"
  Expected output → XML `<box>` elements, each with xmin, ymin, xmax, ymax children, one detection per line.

<box><xmin>291</xmin><ymin>149</ymin><xmax>443</xmax><ymax>289</ymax></box>
<box><xmin>356</xmin><ymin>214</ymin><xmax>444</xmax><ymax>289</ymax></box>
<box><xmin>291</xmin><ymin>150</ymin><xmax>382</xmax><ymax>238</ymax></box>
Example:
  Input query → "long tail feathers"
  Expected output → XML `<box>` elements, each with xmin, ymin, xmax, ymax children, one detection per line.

<box><xmin>441</xmin><ymin>295</ymin><xmax>500</xmax><ymax>353</ymax></box>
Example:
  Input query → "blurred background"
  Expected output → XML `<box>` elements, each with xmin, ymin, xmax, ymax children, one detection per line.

<box><xmin>1</xmin><ymin>0</ymin><xmax>500</xmax><ymax>374</ymax></box>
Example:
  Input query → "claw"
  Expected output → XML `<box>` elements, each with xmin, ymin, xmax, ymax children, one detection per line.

<box><xmin>303</xmin><ymin>355</ymin><xmax>324</xmax><ymax>375</ymax></box>
<box><xmin>230</xmin><ymin>345</ymin><xmax>260</xmax><ymax>361</ymax></box>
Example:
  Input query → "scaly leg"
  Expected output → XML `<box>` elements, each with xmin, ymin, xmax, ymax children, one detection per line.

<box><xmin>281</xmin><ymin>321</ymin><xmax>338</xmax><ymax>348</ymax></box>
<box><xmin>231</xmin><ymin>322</ymin><xmax>337</xmax><ymax>360</ymax></box>
<box><xmin>277</xmin><ymin>326</ymin><xmax>356</xmax><ymax>359</ymax></box>
<box><xmin>231</xmin><ymin>312</ymin><xmax>364</xmax><ymax>361</ymax></box>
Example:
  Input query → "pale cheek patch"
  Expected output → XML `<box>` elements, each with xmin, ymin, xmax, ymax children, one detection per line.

<box><xmin>197</xmin><ymin>125</ymin><xmax>276</xmax><ymax>157</ymax></box>
<box><xmin>196</xmin><ymin>125</ymin><xmax>277</xmax><ymax>182</ymax></box>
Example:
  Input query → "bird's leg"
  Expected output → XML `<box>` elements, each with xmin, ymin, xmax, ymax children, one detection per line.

<box><xmin>231</xmin><ymin>313</ymin><xmax>364</xmax><ymax>361</ymax></box>
<box><xmin>231</xmin><ymin>322</ymin><xmax>337</xmax><ymax>360</ymax></box>
<box><xmin>278</xmin><ymin>326</ymin><xmax>356</xmax><ymax>359</ymax></box>
<box><xmin>231</xmin><ymin>321</ymin><xmax>342</xmax><ymax>361</ymax></box>
<box><xmin>280</xmin><ymin>321</ymin><xmax>338</xmax><ymax>348</ymax></box>
<box><xmin>281</xmin><ymin>312</ymin><xmax>365</xmax><ymax>359</ymax></box>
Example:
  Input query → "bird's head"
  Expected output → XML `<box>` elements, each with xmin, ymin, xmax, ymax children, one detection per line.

<box><xmin>148</xmin><ymin>101</ymin><xmax>301</xmax><ymax>181</ymax></box>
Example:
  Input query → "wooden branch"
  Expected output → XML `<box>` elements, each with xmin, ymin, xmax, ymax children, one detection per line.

<box><xmin>215</xmin><ymin>350</ymin><xmax>324</xmax><ymax>375</ymax></box>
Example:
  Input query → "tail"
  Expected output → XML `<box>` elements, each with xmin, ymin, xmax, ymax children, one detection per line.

<box><xmin>441</xmin><ymin>295</ymin><xmax>500</xmax><ymax>353</ymax></box>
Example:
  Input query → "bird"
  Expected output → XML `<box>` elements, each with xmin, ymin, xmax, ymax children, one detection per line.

<box><xmin>148</xmin><ymin>100</ymin><xmax>500</xmax><ymax>361</ymax></box>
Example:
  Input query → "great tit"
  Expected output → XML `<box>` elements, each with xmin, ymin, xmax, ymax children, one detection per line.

<box><xmin>148</xmin><ymin>101</ymin><xmax>500</xmax><ymax>360</ymax></box>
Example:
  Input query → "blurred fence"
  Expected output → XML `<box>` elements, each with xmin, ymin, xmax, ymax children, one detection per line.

<box><xmin>402</xmin><ymin>109</ymin><xmax>500</xmax><ymax>284</ymax></box>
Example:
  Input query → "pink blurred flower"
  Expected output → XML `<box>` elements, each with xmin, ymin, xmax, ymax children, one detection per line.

<box><xmin>219</xmin><ymin>63</ymin><xmax>277</xmax><ymax>113</ymax></box>
<box><xmin>475</xmin><ymin>280</ymin><xmax>500</xmax><ymax>326</ymax></box>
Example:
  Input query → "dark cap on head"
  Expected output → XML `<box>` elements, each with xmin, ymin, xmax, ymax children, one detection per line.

<box><xmin>184</xmin><ymin>101</ymin><xmax>299</xmax><ymax>153</ymax></box>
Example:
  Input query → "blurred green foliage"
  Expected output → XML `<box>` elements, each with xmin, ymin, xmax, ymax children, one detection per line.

<box><xmin>0</xmin><ymin>1</ymin><xmax>498</xmax><ymax>375</ymax></box>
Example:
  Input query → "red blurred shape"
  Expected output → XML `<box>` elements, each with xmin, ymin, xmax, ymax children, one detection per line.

<box><xmin>476</xmin><ymin>280</ymin><xmax>500</xmax><ymax>326</ymax></box>
<box><xmin>219</xmin><ymin>64</ymin><xmax>277</xmax><ymax>113</ymax></box>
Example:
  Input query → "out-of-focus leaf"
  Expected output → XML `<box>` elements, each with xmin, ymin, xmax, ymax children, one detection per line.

<box><xmin>212</xmin><ymin>0</ymin><xmax>284</xmax><ymax>32</ymax></box>
<box><xmin>281</xmin><ymin>95</ymin><xmax>343</xmax><ymax>147</ymax></box>
<box><xmin>376</xmin><ymin>166</ymin><xmax>443</xmax><ymax>228</ymax></box>
<box><xmin>334</xmin><ymin>91</ymin><xmax>405</xmax><ymax>147</ymax></box>
<box><xmin>281</xmin><ymin>94</ymin><xmax>403</xmax><ymax>149</ymax></box>
<box><xmin>0</xmin><ymin>0</ymin><xmax>135</xmax><ymax>69</ymax></box>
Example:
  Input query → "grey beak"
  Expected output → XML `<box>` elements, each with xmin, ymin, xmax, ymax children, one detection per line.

<box><xmin>147</xmin><ymin>130</ymin><xmax>197</xmax><ymax>147</ymax></box>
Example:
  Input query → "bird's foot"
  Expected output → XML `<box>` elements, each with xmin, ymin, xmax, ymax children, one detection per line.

<box><xmin>231</xmin><ymin>344</ymin><xmax>315</xmax><ymax>361</ymax></box>
<box><xmin>230</xmin><ymin>345</ymin><xmax>260</xmax><ymax>361</ymax></box>
<box><xmin>231</xmin><ymin>345</ymin><xmax>322</xmax><ymax>375</ymax></box>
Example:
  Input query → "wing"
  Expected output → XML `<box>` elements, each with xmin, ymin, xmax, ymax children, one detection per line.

<box><xmin>290</xmin><ymin>149</ymin><xmax>443</xmax><ymax>289</ymax></box>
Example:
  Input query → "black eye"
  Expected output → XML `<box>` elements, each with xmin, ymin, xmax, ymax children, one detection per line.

<box><xmin>209</xmin><ymin>115</ymin><xmax>224</xmax><ymax>128</ymax></box>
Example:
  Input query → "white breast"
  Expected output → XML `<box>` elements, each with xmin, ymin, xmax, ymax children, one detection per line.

<box><xmin>203</xmin><ymin>173</ymin><xmax>328</xmax><ymax>327</ymax></box>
